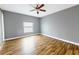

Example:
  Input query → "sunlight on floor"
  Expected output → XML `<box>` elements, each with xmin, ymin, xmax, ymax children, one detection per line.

<box><xmin>21</xmin><ymin>36</ymin><xmax>37</xmax><ymax>54</ymax></box>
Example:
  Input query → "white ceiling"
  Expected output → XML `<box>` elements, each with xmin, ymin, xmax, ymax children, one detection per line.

<box><xmin>0</xmin><ymin>4</ymin><xmax>77</xmax><ymax>17</ymax></box>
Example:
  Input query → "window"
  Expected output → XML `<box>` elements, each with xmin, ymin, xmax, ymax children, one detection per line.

<box><xmin>23</xmin><ymin>22</ymin><xmax>33</xmax><ymax>33</ymax></box>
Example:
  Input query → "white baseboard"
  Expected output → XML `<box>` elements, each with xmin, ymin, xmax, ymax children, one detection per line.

<box><xmin>6</xmin><ymin>33</ymin><xmax>41</xmax><ymax>41</ymax></box>
<box><xmin>42</xmin><ymin>34</ymin><xmax>79</xmax><ymax>46</ymax></box>
<box><xmin>5</xmin><ymin>33</ymin><xmax>79</xmax><ymax>46</ymax></box>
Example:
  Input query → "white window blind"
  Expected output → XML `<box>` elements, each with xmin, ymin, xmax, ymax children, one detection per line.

<box><xmin>23</xmin><ymin>22</ymin><xmax>33</xmax><ymax>33</ymax></box>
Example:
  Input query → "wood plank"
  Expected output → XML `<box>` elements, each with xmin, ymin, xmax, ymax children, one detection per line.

<box><xmin>0</xmin><ymin>35</ymin><xmax>79</xmax><ymax>55</ymax></box>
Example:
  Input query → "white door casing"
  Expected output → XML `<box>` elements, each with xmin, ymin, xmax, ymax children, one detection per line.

<box><xmin>0</xmin><ymin>9</ymin><xmax>4</xmax><ymax>48</ymax></box>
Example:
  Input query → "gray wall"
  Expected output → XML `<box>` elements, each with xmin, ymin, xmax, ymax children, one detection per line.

<box><xmin>3</xmin><ymin>11</ymin><xmax>40</xmax><ymax>39</ymax></box>
<box><xmin>41</xmin><ymin>5</ymin><xmax>79</xmax><ymax>43</ymax></box>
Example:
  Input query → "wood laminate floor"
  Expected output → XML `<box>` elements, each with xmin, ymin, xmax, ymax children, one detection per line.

<box><xmin>0</xmin><ymin>35</ymin><xmax>79</xmax><ymax>55</ymax></box>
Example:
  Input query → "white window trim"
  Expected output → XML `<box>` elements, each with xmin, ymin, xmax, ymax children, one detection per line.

<box><xmin>23</xmin><ymin>22</ymin><xmax>33</xmax><ymax>33</ymax></box>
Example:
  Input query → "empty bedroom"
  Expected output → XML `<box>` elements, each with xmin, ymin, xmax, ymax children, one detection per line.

<box><xmin>0</xmin><ymin>4</ymin><xmax>79</xmax><ymax>55</ymax></box>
